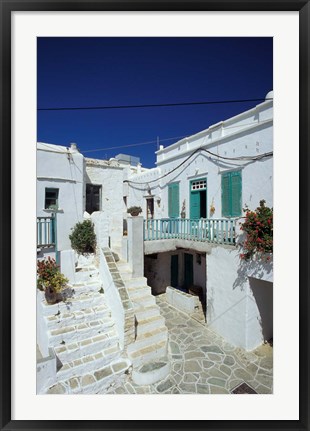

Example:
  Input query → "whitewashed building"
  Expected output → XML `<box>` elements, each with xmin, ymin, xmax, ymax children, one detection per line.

<box><xmin>37</xmin><ymin>91</ymin><xmax>273</xmax><ymax>353</ymax></box>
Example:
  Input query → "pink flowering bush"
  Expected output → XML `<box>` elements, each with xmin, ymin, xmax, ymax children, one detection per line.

<box><xmin>239</xmin><ymin>200</ymin><xmax>273</xmax><ymax>261</ymax></box>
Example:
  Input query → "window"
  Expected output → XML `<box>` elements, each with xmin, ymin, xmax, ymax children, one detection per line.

<box><xmin>168</xmin><ymin>182</ymin><xmax>179</xmax><ymax>218</ymax></box>
<box><xmin>221</xmin><ymin>170</ymin><xmax>242</xmax><ymax>217</ymax></box>
<box><xmin>86</xmin><ymin>184</ymin><xmax>101</xmax><ymax>214</ymax></box>
<box><xmin>191</xmin><ymin>179</ymin><xmax>206</xmax><ymax>191</ymax></box>
<box><xmin>45</xmin><ymin>188</ymin><xmax>59</xmax><ymax>210</ymax></box>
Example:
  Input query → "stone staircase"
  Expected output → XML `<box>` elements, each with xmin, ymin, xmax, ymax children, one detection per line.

<box><xmin>115</xmin><ymin>260</ymin><xmax>170</xmax><ymax>385</ymax></box>
<box><xmin>40</xmin><ymin>262</ymin><xmax>130</xmax><ymax>394</ymax></box>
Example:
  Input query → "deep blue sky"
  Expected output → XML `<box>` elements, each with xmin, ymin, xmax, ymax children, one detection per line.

<box><xmin>37</xmin><ymin>37</ymin><xmax>273</xmax><ymax>168</ymax></box>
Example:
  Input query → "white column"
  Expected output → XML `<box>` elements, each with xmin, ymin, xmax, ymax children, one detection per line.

<box><xmin>127</xmin><ymin>215</ymin><xmax>144</xmax><ymax>278</ymax></box>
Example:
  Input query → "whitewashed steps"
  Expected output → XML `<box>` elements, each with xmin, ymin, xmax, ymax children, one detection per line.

<box><xmin>54</xmin><ymin>329</ymin><xmax>119</xmax><ymax>363</ymax></box>
<box><xmin>128</xmin><ymin>340</ymin><xmax>168</xmax><ymax>367</ymax></box>
<box><xmin>134</xmin><ymin>304</ymin><xmax>162</xmax><ymax>321</ymax></box>
<box><xmin>131</xmin><ymin>294</ymin><xmax>156</xmax><ymax>308</ymax></box>
<box><xmin>41</xmin><ymin>292</ymin><xmax>104</xmax><ymax>316</ymax></box>
<box><xmin>47</xmin><ymin>358</ymin><xmax>131</xmax><ymax>394</ymax></box>
<box><xmin>56</xmin><ymin>344</ymin><xmax>121</xmax><ymax>382</ymax></box>
<box><xmin>136</xmin><ymin>314</ymin><xmax>166</xmax><ymax>336</ymax></box>
<box><xmin>132</xmin><ymin>357</ymin><xmax>170</xmax><ymax>385</ymax></box>
<box><xmin>127</xmin><ymin>326</ymin><xmax>168</xmax><ymax>352</ymax></box>
<box><xmin>46</xmin><ymin>305</ymin><xmax>111</xmax><ymax>330</ymax></box>
<box><xmin>48</xmin><ymin>318</ymin><xmax>115</xmax><ymax>346</ymax></box>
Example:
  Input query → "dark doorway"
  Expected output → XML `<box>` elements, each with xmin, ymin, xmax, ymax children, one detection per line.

<box><xmin>86</xmin><ymin>184</ymin><xmax>101</xmax><ymax>214</ymax></box>
<box><xmin>200</xmin><ymin>190</ymin><xmax>207</xmax><ymax>218</ymax></box>
<box><xmin>171</xmin><ymin>255</ymin><xmax>179</xmax><ymax>287</ymax></box>
<box><xmin>184</xmin><ymin>253</ymin><xmax>193</xmax><ymax>289</ymax></box>
<box><xmin>146</xmin><ymin>197</ymin><xmax>154</xmax><ymax>219</ymax></box>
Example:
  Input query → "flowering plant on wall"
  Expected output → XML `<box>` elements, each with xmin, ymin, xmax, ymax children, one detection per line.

<box><xmin>239</xmin><ymin>200</ymin><xmax>273</xmax><ymax>261</ymax></box>
<box><xmin>37</xmin><ymin>257</ymin><xmax>68</xmax><ymax>304</ymax></box>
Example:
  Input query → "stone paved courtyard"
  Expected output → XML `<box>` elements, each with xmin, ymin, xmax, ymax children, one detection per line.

<box><xmin>103</xmin><ymin>294</ymin><xmax>273</xmax><ymax>394</ymax></box>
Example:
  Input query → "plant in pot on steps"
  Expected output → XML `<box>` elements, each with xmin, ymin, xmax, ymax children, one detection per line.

<box><xmin>37</xmin><ymin>257</ymin><xmax>68</xmax><ymax>304</ymax></box>
<box><xmin>69</xmin><ymin>219</ymin><xmax>96</xmax><ymax>255</ymax></box>
<box><xmin>127</xmin><ymin>206</ymin><xmax>142</xmax><ymax>216</ymax></box>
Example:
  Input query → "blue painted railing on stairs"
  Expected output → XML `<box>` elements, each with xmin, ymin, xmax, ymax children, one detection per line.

<box><xmin>144</xmin><ymin>218</ymin><xmax>237</xmax><ymax>245</ymax></box>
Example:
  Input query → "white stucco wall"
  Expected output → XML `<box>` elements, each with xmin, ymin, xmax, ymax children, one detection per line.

<box><xmin>85</xmin><ymin>160</ymin><xmax>124</xmax><ymax>251</ymax></box>
<box><xmin>37</xmin><ymin>143</ymin><xmax>84</xmax><ymax>251</ymax></box>
<box><xmin>126</xmin><ymin>96</ymin><xmax>273</xmax><ymax>221</ymax></box>
<box><xmin>207</xmin><ymin>246</ymin><xmax>273</xmax><ymax>350</ymax></box>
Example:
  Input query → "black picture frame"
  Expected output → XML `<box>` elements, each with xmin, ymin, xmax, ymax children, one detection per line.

<box><xmin>1</xmin><ymin>0</ymin><xmax>309</xmax><ymax>430</ymax></box>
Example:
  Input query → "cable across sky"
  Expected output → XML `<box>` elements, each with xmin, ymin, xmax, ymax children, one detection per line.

<box><xmin>38</xmin><ymin>98</ymin><xmax>272</xmax><ymax>112</ymax></box>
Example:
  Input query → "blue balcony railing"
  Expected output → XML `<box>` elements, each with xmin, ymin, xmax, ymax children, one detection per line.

<box><xmin>144</xmin><ymin>218</ymin><xmax>236</xmax><ymax>245</ymax></box>
<box><xmin>37</xmin><ymin>216</ymin><xmax>56</xmax><ymax>248</ymax></box>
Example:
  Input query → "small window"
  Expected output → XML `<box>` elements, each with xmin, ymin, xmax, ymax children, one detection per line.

<box><xmin>86</xmin><ymin>184</ymin><xmax>101</xmax><ymax>214</ymax></box>
<box><xmin>45</xmin><ymin>188</ymin><xmax>59</xmax><ymax>210</ymax></box>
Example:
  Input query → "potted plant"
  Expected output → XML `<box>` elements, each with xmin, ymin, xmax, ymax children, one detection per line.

<box><xmin>37</xmin><ymin>257</ymin><xmax>68</xmax><ymax>304</ymax></box>
<box><xmin>127</xmin><ymin>206</ymin><xmax>142</xmax><ymax>216</ymax></box>
<box><xmin>69</xmin><ymin>219</ymin><xmax>96</xmax><ymax>255</ymax></box>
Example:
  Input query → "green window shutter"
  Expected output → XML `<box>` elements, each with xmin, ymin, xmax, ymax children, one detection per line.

<box><xmin>168</xmin><ymin>183</ymin><xmax>179</xmax><ymax>218</ymax></box>
<box><xmin>221</xmin><ymin>173</ymin><xmax>230</xmax><ymax>217</ymax></box>
<box><xmin>190</xmin><ymin>190</ymin><xmax>200</xmax><ymax>219</ymax></box>
<box><xmin>231</xmin><ymin>171</ymin><xmax>242</xmax><ymax>216</ymax></box>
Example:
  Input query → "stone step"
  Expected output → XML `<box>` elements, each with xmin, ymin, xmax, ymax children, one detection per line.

<box><xmin>48</xmin><ymin>318</ymin><xmax>115</xmax><ymax>346</ymax></box>
<box><xmin>119</xmin><ymin>271</ymin><xmax>133</xmax><ymax>281</ymax></box>
<box><xmin>136</xmin><ymin>314</ymin><xmax>166</xmax><ymax>336</ymax></box>
<box><xmin>56</xmin><ymin>344</ymin><xmax>121</xmax><ymax>382</ymax></box>
<box><xmin>54</xmin><ymin>329</ymin><xmax>119</xmax><ymax>363</ymax></box>
<box><xmin>130</xmin><ymin>294</ymin><xmax>156</xmax><ymax>308</ymax></box>
<box><xmin>47</xmin><ymin>358</ymin><xmax>131</xmax><ymax>394</ymax></box>
<box><xmin>123</xmin><ymin>277</ymin><xmax>148</xmax><ymax>289</ymax></box>
<box><xmin>134</xmin><ymin>304</ymin><xmax>161</xmax><ymax>321</ymax></box>
<box><xmin>128</xmin><ymin>340</ymin><xmax>168</xmax><ymax>367</ymax></box>
<box><xmin>74</xmin><ymin>267</ymin><xmax>99</xmax><ymax>283</ymax></box>
<box><xmin>132</xmin><ymin>356</ymin><xmax>170</xmax><ymax>386</ymax></box>
<box><xmin>116</xmin><ymin>261</ymin><xmax>131</xmax><ymax>272</ymax></box>
<box><xmin>127</xmin><ymin>326</ymin><xmax>168</xmax><ymax>352</ymax></box>
<box><xmin>67</xmin><ymin>281</ymin><xmax>103</xmax><ymax>296</ymax></box>
<box><xmin>128</xmin><ymin>286</ymin><xmax>151</xmax><ymax>300</ymax></box>
<box><xmin>45</xmin><ymin>305</ymin><xmax>111</xmax><ymax>330</ymax></box>
<box><xmin>41</xmin><ymin>292</ymin><xmax>105</xmax><ymax>317</ymax></box>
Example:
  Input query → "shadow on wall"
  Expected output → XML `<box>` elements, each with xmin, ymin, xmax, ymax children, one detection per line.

<box><xmin>232</xmin><ymin>253</ymin><xmax>273</xmax><ymax>292</ymax></box>
<box><xmin>249</xmin><ymin>277</ymin><xmax>273</xmax><ymax>342</ymax></box>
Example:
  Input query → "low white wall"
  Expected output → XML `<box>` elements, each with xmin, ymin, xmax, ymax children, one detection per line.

<box><xmin>60</xmin><ymin>249</ymin><xmax>76</xmax><ymax>283</ymax></box>
<box><xmin>166</xmin><ymin>286</ymin><xmax>201</xmax><ymax>314</ymax></box>
<box><xmin>207</xmin><ymin>246</ymin><xmax>273</xmax><ymax>350</ymax></box>
<box><xmin>36</xmin><ymin>290</ymin><xmax>49</xmax><ymax>357</ymax></box>
<box><xmin>36</xmin><ymin>348</ymin><xmax>56</xmax><ymax>394</ymax></box>
<box><xmin>98</xmin><ymin>248</ymin><xmax>125</xmax><ymax>349</ymax></box>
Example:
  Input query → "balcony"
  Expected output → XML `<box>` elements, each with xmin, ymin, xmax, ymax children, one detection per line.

<box><xmin>37</xmin><ymin>216</ymin><xmax>56</xmax><ymax>248</ymax></box>
<box><xmin>144</xmin><ymin>218</ymin><xmax>237</xmax><ymax>245</ymax></box>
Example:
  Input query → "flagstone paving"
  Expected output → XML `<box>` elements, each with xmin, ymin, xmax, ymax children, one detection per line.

<box><xmin>102</xmin><ymin>293</ymin><xmax>273</xmax><ymax>395</ymax></box>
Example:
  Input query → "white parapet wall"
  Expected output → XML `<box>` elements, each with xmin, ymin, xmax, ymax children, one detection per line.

<box><xmin>166</xmin><ymin>286</ymin><xmax>202</xmax><ymax>314</ymax></box>
<box><xmin>206</xmin><ymin>246</ymin><xmax>273</xmax><ymax>351</ymax></box>
<box><xmin>99</xmin><ymin>248</ymin><xmax>126</xmax><ymax>349</ymax></box>
<box><xmin>36</xmin><ymin>348</ymin><xmax>57</xmax><ymax>394</ymax></box>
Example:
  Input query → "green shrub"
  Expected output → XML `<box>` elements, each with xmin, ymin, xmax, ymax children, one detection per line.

<box><xmin>69</xmin><ymin>220</ymin><xmax>96</xmax><ymax>254</ymax></box>
<box><xmin>127</xmin><ymin>206</ymin><xmax>142</xmax><ymax>216</ymax></box>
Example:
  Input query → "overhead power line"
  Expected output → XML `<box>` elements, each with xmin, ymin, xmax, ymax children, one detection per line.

<box><xmin>38</xmin><ymin>97</ymin><xmax>272</xmax><ymax>111</ymax></box>
<box><xmin>125</xmin><ymin>147</ymin><xmax>273</xmax><ymax>185</ymax></box>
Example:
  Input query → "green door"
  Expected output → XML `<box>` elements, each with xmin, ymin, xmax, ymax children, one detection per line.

<box><xmin>168</xmin><ymin>183</ymin><xmax>179</xmax><ymax>218</ymax></box>
<box><xmin>190</xmin><ymin>190</ymin><xmax>200</xmax><ymax>219</ymax></box>
<box><xmin>171</xmin><ymin>255</ymin><xmax>179</xmax><ymax>287</ymax></box>
<box><xmin>184</xmin><ymin>253</ymin><xmax>193</xmax><ymax>289</ymax></box>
